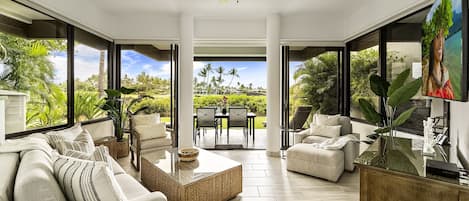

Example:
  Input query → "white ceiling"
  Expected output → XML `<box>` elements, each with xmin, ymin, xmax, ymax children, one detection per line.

<box><xmin>94</xmin><ymin>0</ymin><xmax>358</xmax><ymax>16</ymax></box>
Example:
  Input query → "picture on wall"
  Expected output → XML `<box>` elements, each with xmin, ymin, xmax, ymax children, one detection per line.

<box><xmin>422</xmin><ymin>0</ymin><xmax>467</xmax><ymax>101</ymax></box>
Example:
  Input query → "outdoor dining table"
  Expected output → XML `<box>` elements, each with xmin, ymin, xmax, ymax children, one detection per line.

<box><xmin>193</xmin><ymin>112</ymin><xmax>257</xmax><ymax>142</ymax></box>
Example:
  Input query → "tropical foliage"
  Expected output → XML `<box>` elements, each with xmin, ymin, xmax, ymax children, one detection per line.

<box><xmin>98</xmin><ymin>87</ymin><xmax>136</xmax><ymax>140</ymax></box>
<box><xmin>358</xmin><ymin>69</ymin><xmax>422</xmax><ymax>134</ymax></box>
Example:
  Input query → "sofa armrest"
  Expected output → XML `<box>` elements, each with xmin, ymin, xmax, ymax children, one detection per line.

<box><xmin>294</xmin><ymin>129</ymin><xmax>310</xmax><ymax>145</ymax></box>
<box><xmin>130</xmin><ymin>192</ymin><xmax>167</xmax><ymax>201</ymax></box>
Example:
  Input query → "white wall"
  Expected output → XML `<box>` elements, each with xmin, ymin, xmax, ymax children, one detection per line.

<box><xmin>194</xmin><ymin>17</ymin><xmax>265</xmax><ymax>40</ymax></box>
<box><xmin>280</xmin><ymin>12</ymin><xmax>345</xmax><ymax>41</ymax></box>
<box><xmin>110</xmin><ymin>13</ymin><xmax>180</xmax><ymax>41</ymax></box>
<box><xmin>344</xmin><ymin>0</ymin><xmax>432</xmax><ymax>41</ymax></box>
<box><xmin>449</xmin><ymin>101</ymin><xmax>469</xmax><ymax>165</ymax></box>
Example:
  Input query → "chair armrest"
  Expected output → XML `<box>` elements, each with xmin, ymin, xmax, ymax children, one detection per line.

<box><xmin>294</xmin><ymin>129</ymin><xmax>310</xmax><ymax>144</ymax></box>
<box><xmin>129</xmin><ymin>192</ymin><xmax>167</xmax><ymax>201</ymax></box>
<box><xmin>342</xmin><ymin>139</ymin><xmax>360</xmax><ymax>172</ymax></box>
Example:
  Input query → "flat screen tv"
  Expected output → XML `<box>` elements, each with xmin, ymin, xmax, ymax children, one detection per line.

<box><xmin>422</xmin><ymin>0</ymin><xmax>468</xmax><ymax>101</ymax></box>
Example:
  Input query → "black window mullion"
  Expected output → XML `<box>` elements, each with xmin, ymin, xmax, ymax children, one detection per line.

<box><xmin>67</xmin><ymin>25</ymin><xmax>75</xmax><ymax>126</ymax></box>
<box><xmin>343</xmin><ymin>43</ymin><xmax>351</xmax><ymax>117</ymax></box>
<box><xmin>379</xmin><ymin>27</ymin><xmax>387</xmax><ymax>120</ymax></box>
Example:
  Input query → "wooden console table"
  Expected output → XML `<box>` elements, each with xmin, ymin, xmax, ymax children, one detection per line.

<box><xmin>355</xmin><ymin>137</ymin><xmax>469</xmax><ymax>201</ymax></box>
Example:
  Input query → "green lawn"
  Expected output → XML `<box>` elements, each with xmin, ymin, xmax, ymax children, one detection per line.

<box><xmin>161</xmin><ymin>116</ymin><xmax>267</xmax><ymax>129</ymax></box>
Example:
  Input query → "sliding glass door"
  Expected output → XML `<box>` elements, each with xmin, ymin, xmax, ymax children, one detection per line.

<box><xmin>281</xmin><ymin>46</ymin><xmax>343</xmax><ymax>149</ymax></box>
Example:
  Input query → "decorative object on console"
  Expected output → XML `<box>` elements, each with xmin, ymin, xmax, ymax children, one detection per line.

<box><xmin>358</xmin><ymin>68</ymin><xmax>422</xmax><ymax>148</ymax></box>
<box><xmin>178</xmin><ymin>148</ymin><xmax>199</xmax><ymax>162</ymax></box>
<box><xmin>423</xmin><ymin>117</ymin><xmax>436</xmax><ymax>155</ymax></box>
<box><xmin>426</xmin><ymin>159</ymin><xmax>459</xmax><ymax>179</ymax></box>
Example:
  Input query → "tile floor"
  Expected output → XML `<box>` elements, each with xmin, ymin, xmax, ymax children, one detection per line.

<box><xmin>118</xmin><ymin>150</ymin><xmax>359</xmax><ymax>201</ymax></box>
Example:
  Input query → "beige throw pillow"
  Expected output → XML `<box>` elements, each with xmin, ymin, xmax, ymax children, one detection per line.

<box><xmin>314</xmin><ymin>114</ymin><xmax>340</xmax><ymax>126</ymax></box>
<box><xmin>309</xmin><ymin>124</ymin><xmax>342</xmax><ymax>138</ymax></box>
<box><xmin>47</xmin><ymin>123</ymin><xmax>83</xmax><ymax>148</ymax></box>
<box><xmin>64</xmin><ymin>145</ymin><xmax>113</xmax><ymax>171</ymax></box>
<box><xmin>132</xmin><ymin>113</ymin><xmax>160</xmax><ymax>126</ymax></box>
<box><xmin>134</xmin><ymin>123</ymin><xmax>167</xmax><ymax>140</ymax></box>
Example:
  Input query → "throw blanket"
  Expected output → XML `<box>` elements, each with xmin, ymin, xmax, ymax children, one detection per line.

<box><xmin>312</xmin><ymin>134</ymin><xmax>359</xmax><ymax>150</ymax></box>
<box><xmin>0</xmin><ymin>133</ymin><xmax>52</xmax><ymax>157</ymax></box>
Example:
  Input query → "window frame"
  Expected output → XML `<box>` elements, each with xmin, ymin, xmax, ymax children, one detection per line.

<box><xmin>3</xmin><ymin>5</ymin><xmax>114</xmax><ymax>139</ymax></box>
<box><xmin>344</xmin><ymin>5</ymin><xmax>449</xmax><ymax>135</ymax></box>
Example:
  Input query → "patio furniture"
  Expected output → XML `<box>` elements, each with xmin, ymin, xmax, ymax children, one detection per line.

<box><xmin>227</xmin><ymin>108</ymin><xmax>248</xmax><ymax>145</ymax></box>
<box><xmin>195</xmin><ymin>108</ymin><xmax>218</xmax><ymax>144</ymax></box>
<box><xmin>282</xmin><ymin>105</ymin><xmax>313</xmax><ymax>149</ymax></box>
<box><xmin>141</xmin><ymin>148</ymin><xmax>242</xmax><ymax>201</ymax></box>
<box><xmin>129</xmin><ymin>113</ymin><xmax>174</xmax><ymax>171</ymax></box>
<box><xmin>192</xmin><ymin>112</ymin><xmax>257</xmax><ymax>146</ymax></box>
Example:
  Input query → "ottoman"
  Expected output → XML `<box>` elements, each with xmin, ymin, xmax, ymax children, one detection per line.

<box><xmin>286</xmin><ymin>143</ymin><xmax>344</xmax><ymax>182</ymax></box>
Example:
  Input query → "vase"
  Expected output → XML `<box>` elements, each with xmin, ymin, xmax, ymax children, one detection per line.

<box><xmin>222</xmin><ymin>108</ymin><xmax>227</xmax><ymax>114</ymax></box>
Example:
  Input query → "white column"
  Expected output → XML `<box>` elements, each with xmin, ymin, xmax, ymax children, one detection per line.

<box><xmin>266</xmin><ymin>14</ymin><xmax>281</xmax><ymax>157</ymax></box>
<box><xmin>179</xmin><ymin>14</ymin><xmax>194</xmax><ymax>148</ymax></box>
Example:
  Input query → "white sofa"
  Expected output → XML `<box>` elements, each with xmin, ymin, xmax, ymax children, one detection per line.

<box><xmin>0</xmin><ymin>120</ymin><xmax>167</xmax><ymax>201</ymax></box>
<box><xmin>287</xmin><ymin>115</ymin><xmax>359</xmax><ymax>182</ymax></box>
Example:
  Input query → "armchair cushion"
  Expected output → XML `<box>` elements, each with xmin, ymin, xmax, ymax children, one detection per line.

<box><xmin>135</xmin><ymin>123</ymin><xmax>166</xmax><ymax>140</ymax></box>
<box><xmin>314</xmin><ymin>114</ymin><xmax>340</xmax><ymax>126</ymax></box>
<box><xmin>140</xmin><ymin>134</ymin><xmax>172</xmax><ymax>150</ymax></box>
<box><xmin>132</xmin><ymin>113</ymin><xmax>160</xmax><ymax>127</ymax></box>
<box><xmin>309</xmin><ymin>124</ymin><xmax>342</xmax><ymax>138</ymax></box>
<box><xmin>294</xmin><ymin>129</ymin><xmax>310</xmax><ymax>144</ymax></box>
<box><xmin>302</xmin><ymin>135</ymin><xmax>329</xmax><ymax>144</ymax></box>
<box><xmin>130</xmin><ymin>192</ymin><xmax>167</xmax><ymax>201</ymax></box>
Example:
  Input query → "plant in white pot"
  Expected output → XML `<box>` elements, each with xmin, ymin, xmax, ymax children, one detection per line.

<box><xmin>358</xmin><ymin>68</ymin><xmax>422</xmax><ymax>147</ymax></box>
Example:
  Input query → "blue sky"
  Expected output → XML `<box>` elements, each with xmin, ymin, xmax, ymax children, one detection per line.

<box><xmin>47</xmin><ymin>48</ymin><xmax>303</xmax><ymax>88</ymax></box>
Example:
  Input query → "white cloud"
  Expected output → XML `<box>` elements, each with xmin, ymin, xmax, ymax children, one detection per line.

<box><xmin>193</xmin><ymin>61</ymin><xmax>206</xmax><ymax>71</ymax></box>
<box><xmin>142</xmin><ymin>64</ymin><xmax>152</xmax><ymax>70</ymax></box>
<box><xmin>48</xmin><ymin>52</ymin><xmax>108</xmax><ymax>83</ymax></box>
<box><xmin>236</xmin><ymin>67</ymin><xmax>248</xmax><ymax>71</ymax></box>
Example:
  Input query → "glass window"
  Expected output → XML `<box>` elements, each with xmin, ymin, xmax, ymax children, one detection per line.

<box><xmin>74</xmin><ymin>28</ymin><xmax>110</xmax><ymax>122</ymax></box>
<box><xmin>0</xmin><ymin>6</ymin><xmax>68</xmax><ymax>133</ymax></box>
<box><xmin>289</xmin><ymin>47</ymin><xmax>340</xmax><ymax>121</ymax></box>
<box><xmin>349</xmin><ymin>31</ymin><xmax>380</xmax><ymax>120</ymax></box>
<box><xmin>386</xmin><ymin>9</ymin><xmax>431</xmax><ymax>133</ymax></box>
<box><xmin>121</xmin><ymin>45</ymin><xmax>171</xmax><ymax>124</ymax></box>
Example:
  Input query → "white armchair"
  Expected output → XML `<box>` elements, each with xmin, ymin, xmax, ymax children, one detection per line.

<box><xmin>293</xmin><ymin>115</ymin><xmax>359</xmax><ymax>171</ymax></box>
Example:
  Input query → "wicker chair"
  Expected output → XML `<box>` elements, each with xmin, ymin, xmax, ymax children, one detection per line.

<box><xmin>129</xmin><ymin>113</ymin><xmax>175</xmax><ymax>171</ymax></box>
<box><xmin>227</xmin><ymin>107</ymin><xmax>248</xmax><ymax>145</ymax></box>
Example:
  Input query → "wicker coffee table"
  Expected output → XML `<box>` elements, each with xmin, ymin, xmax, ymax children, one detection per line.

<box><xmin>141</xmin><ymin>148</ymin><xmax>242</xmax><ymax>201</ymax></box>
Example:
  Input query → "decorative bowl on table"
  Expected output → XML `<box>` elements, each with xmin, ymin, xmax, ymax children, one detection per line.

<box><xmin>178</xmin><ymin>148</ymin><xmax>199</xmax><ymax>162</ymax></box>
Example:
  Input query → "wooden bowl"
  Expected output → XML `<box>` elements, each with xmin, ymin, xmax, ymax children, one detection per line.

<box><xmin>178</xmin><ymin>148</ymin><xmax>199</xmax><ymax>162</ymax></box>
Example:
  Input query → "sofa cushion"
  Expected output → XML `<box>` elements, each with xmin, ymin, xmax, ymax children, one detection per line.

<box><xmin>47</xmin><ymin>123</ymin><xmax>83</xmax><ymax>148</ymax></box>
<box><xmin>115</xmin><ymin>174</ymin><xmax>150</xmax><ymax>200</ymax></box>
<box><xmin>14</xmin><ymin>150</ymin><xmax>66</xmax><ymax>201</ymax></box>
<box><xmin>53</xmin><ymin>155</ymin><xmax>127</xmax><ymax>201</ymax></box>
<box><xmin>140</xmin><ymin>134</ymin><xmax>172</xmax><ymax>150</ymax></box>
<box><xmin>309</xmin><ymin>124</ymin><xmax>342</xmax><ymax>138</ymax></box>
<box><xmin>302</xmin><ymin>135</ymin><xmax>329</xmax><ymax>144</ymax></box>
<box><xmin>0</xmin><ymin>153</ymin><xmax>19</xmax><ymax>201</ymax></box>
<box><xmin>131</xmin><ymin>192</ymin><xmax>167</xmax><ymax>201</ymax></box>
<box><xmin>64</xmin><ymin>145</ymin><xmax>113</xmax><ymax>171</ymax></box>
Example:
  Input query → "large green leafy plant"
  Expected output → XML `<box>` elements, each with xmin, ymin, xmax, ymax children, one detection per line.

<box><xmin>358</xmin><ymin>69</ymin><xmax>422</xmax><ymax>136</ymax></box>
<box><xmin>99</xmin><ymin>87</ymin><xmax>136</xmax><ymax>141</ymax></box>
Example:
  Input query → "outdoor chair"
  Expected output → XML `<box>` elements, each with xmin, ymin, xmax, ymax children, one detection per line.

<box><xmin>227</xmin><ymin>107</ymin><xmax>248</xmax><ymax>145</ymax></box>
<box><xmin>289</xmin><ymin>105</ymin><xmax>313</xmax><ymax>131</ymax></box>
<box><xmin>195</xmin><ymin>108</ymin><xmax>218</xmax><ymax>144</ymax></box>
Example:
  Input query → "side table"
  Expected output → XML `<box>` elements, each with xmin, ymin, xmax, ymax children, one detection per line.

<box><xmin>94</xmin><ymin>136</ymin><xmax>118</xmax><ymax>159</ymax></box>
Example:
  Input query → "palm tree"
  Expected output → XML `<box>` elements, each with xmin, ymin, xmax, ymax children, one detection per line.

<box><xmin>215</xmin><ymin>66</ymin><xmax>225</xmax><ymax>94</ymax></box>
<box><xmin>197</xmin><ymin>68</ymin><xmax>208</xmax><ymax>93</ymax></box>
<box><xmin>227</xmin><ymin>68</ymin><xmax>239</xmax><ymax>94</ymax></box>
<box><xmin>98</xmin><ymin>50</ymin><xmax>105</xmax><ymax>97</ymax></box>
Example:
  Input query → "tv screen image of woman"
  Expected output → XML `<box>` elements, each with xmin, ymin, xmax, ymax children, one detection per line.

<box><xmin>422</xmin><ymin>0</ymin><xmax>464</xmax><ymax>101</ymax></box>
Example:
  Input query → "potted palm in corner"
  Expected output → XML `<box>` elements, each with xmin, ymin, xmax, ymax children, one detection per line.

<box><xmin>98</xmin><ymin>87</ymin><xmax>136</xmax><ymax>141</ymax></box>
<box><xmin>358</xmin><ymin>68</ymin><xmax>422</xmax><ymax>149</ymax></box>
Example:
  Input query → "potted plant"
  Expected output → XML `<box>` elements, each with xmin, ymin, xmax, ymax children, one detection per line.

<box><xmin>98</xmin><ymin>87</ymin><xmax>136</xmax><ymax>141</ymax></box>
<box><xmin>358</xmin><ymin>69</ymin><xmax>422</xmax><ymax>147</ymax></box>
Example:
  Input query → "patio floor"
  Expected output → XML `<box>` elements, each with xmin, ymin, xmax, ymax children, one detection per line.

<box><xmin>194</xmin><ymin>128</ymin><xmax>295</xmax><ymax>150</ymax></box>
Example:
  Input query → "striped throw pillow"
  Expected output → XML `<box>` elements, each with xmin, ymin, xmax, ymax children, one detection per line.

<box><xmin>64</xmin><ymin>145</ymin><xmax>113</xmax><ymax>171</ymax></box>
<box><xmin>53</xmin><ymin>155</ymin><xmax>127</xmax><ymax>201</ymax></box>
<box><xmin>57</xmin><ymin>129</ymin><xmax>96</xmax><ymax>154</ymax></box>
